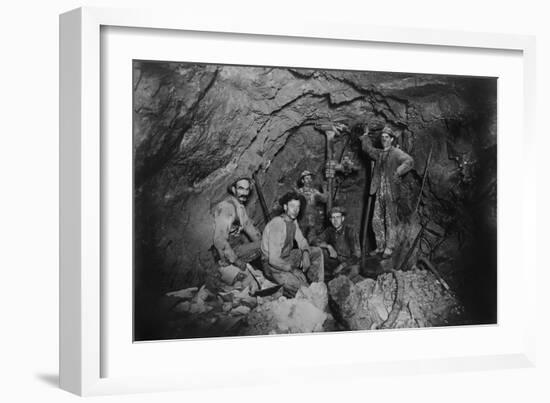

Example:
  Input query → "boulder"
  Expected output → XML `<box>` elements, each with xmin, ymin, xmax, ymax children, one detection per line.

<box><xmin>231</xmin><ymin>306</ymin><xmax>251</xmax><ymax>316</ymax></box>
<box><xmin>328</xmin><ymin>268</ymin><xmax>464</xmax><ymax>330</ymax></box>
<box><xmin>245</xmin><ymin>283</ymin><xmax>329</xmax><ymax>335</ymax></box>
<box><xmin>218</xmin><ymin>265</ymin><xmax>243</xmax><ymax>285</ymax></box>
<box><xmin>295</xmin><ymin>282</ymin><xmax>329</xmax><ymax>312</ymax></box>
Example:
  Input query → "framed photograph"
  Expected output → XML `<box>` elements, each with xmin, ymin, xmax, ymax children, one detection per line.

<box><xmin>60</xmin><ymin>7</ymin><xmax>536</xmax><ymax>396</ymax></box>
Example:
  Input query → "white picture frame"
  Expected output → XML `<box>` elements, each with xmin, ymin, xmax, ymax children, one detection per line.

<box><xmin>59</xmin><ymin>6</ymin><xmax>537</xmax><ymax>396</ymax></box>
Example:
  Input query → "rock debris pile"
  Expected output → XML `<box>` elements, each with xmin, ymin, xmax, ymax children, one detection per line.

<box><xmin>328</xmin><ymin>268</ymin><xmax>465</xmax><ymax>330</ymax></box>
<box><xmin>161</xmin><ymin>265</ymin><xmax>465</xmax><ymax>339</ymax></box>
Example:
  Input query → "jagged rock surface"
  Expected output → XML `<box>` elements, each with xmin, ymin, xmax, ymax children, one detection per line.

<box><xmin>133</xmin><ymin>62</ymin><xmax>496</xmax><ymax>291</ymax></box>
<box><xmin>328</xmin><ymin>268</ymin><xmax>465</xmax><ymax>330</ymax></box>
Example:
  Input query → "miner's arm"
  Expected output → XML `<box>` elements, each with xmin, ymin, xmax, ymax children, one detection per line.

<box><xmin>313</xmin><ymin>228</ymin><xmax>329</xmax><ymax>247</ymax></box>
<box><xmin>213</xmin><ymin>201</ymin><xmax>239</xmax><ymax>264</ymax></box>
<box><xmin>314</xmin><ymin>229</ymin><xmax>338</xmax><ymax>259</ymax></box>
<box><xmin>294</xmin><ymin>223</ymin><xmax>311</xmax><ymax>252</ymax></box>
<box><xmin>395</xmin><ymin>148</ymin><xmax>414</xmax><ymax>177</ymax></box>
<box><xmin>295</xmin><ymin>223</ymin><xmax>312</xmax><ymax>270</ymax></box>
<box><xmin>241</xmin><ymin>210</ymin><xmax>262</xmax><ymax>242</ymax></box>
<box><xmin>360</xmin><ymin>133</ymin><xmax>381</xmax><ymax>160</ymax></box>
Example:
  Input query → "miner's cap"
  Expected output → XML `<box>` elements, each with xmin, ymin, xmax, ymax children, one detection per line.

<box><xmin>381</xmin><ymin>126</ymin><xmax>396</xmax><ymax>138</ymax></box>
<box><xmin>300</xmin><ymin>170</ymin><xmax>314</xmax><ymax>179</ymax></box>
<box><xmin>228</xmin><ymin>176</ymin><xmax>253</xmax><ymax>193</ymax></box>
<box><xmin>329</xmin><ymin>206</ymin><xmax>347</xmax><ymax>216</ymax></box>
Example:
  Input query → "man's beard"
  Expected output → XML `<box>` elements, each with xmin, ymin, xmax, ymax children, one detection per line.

<box><xmin>237</xmin><ymin>195</ymin><xmax>248</xmax><ymax>204</ymax></box>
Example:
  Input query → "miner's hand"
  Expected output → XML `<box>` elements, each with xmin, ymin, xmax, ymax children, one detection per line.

<box><xmin>301</xmin><ymin>250</ymin><xmax>311</xmax><ymax>271</ymax></box>
<box><xmin>334</xmin><ymin>263</ymin><xmax>346</xmax><ymax>275</ymax></box>
<box><xmin>327</xmin><ymin>245</ymin><xmax>338</xmax><ymax>259</ymax></box>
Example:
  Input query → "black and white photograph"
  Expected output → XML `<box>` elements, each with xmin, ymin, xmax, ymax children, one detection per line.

<box><xmin>4</xmin><ymin>0</ymin><xmax>549</xmax><ymax>400</ymax></box>
<box><xmin>133</xmin><ymin>61</ymin><xmax>497</xmax><ymax>341</ymax></box>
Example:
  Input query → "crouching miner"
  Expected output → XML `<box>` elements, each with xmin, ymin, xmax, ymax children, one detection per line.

<box><xmin>315</xmin><ymin>206</ymin><xmax>361</xmax><ymax>282</ymax></box>
<box><xmin>213</xmin><ymin>177</ymin><xmax>262</xmax><ymax>272</ymax></box>
<box><xmin>261</xmin><ymin>191</ymin><xmax>324</xmax><ymax>297</ymax></box>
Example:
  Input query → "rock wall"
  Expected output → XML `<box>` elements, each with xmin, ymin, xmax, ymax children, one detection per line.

<box><xmin>133</xmin><ymin>61</ymin><xmax>497</xmax><ymax>320</ymax></box>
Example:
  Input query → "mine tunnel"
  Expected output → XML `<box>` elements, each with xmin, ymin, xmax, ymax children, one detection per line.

<box><xmin>133</xmin><ymin>61</ymin><xmax>497</xmax><ymax>340</ymax></box>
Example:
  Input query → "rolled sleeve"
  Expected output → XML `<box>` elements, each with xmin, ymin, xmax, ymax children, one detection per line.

<box><xmin>361</xmin><ymin>135</ymin><xmax>381</xmax><ymax>160</ymax></box>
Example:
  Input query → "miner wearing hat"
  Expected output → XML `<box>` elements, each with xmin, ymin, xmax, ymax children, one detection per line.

<box><xmin>360</xmin><ymin>125</ymin><xmax>414</xmax><ymax>259</ymax></box>
<box><xmin>297</xmin><ymin>169</ymin><xmax>329</xmax><ymax>243</ymax></box>
<box><xmin>261</xmin><ymin>191</ymin><xmax>324</xmax><ymax>297</ymax></box>
<box><xmin>314</xmin><ymin>206</ymin><xmax>361</xmax><ymax>281</ymax></box>
<box><xmin>212</xmin><ymin>177</ymin><xmax>262</xmax><ymax>271</ymax></box>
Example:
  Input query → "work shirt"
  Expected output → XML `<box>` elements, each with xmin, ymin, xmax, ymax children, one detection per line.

<box><xmin>213</xmin><ymin>196</ymin><xmax>261</xmax><ymax>264</ymax></box>
<box><xmin>360</xmin><ymin>135</ymin><xmax>414</xmax><ymax>195</ymax></box>
<box><xmin>316</xmin><ymin>224</ymin><xmax>361</xmax><ymax>265</ymax></box>
<box><xmin>261</xmin><ymin>215</ymin><xmax>309</xmax><ymax>272</ymax></box>
<box><xmin>298</xmin><ymin>186</ymin><xmax>328</xmax><ymax>208</ymax></box>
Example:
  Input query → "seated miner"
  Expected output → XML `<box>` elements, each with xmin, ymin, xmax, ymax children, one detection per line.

<box><xmin>297</xmin><ymin>170</ymin><xmax>329</xmax><ymax>243</ymax></box>
<box><xmin>360</xmin><ymin>125</ymin><xmax>414</xmax><ymax>259</ymax></box>
<box><xmin>212</xmin><ymin>177</ymin><xmax>262</xmax><ymax>272</ymax></box>
<box><xmin>314</xmin><ymin>206</ymin><xmax>361</xmax><ymax>282</ymax></box>
<box><xmin>261</xmin><ymin>191</ymin><xmax>325</xmax><ymax>297</ymax></box>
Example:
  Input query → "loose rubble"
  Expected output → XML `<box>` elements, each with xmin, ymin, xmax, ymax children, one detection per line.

<box><xmin>245</xmin><ymin>282</ymin><xmax>329</xmax><ymax>335</ymax></box>
<box><xmin>161</xmin><ymin>263</ymin><xmax>465</xmax><ymax>339</ymax></box>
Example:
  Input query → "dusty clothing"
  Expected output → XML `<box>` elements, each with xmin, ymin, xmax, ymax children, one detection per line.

<box><xmin>213</xmin><ymin>195</ymin><xmax>261</xmax><ymax>266</ymax></box>
<box><xmin>373</xmin><ymin>174</ymin><xmax>397</xmax><ymax>252</ymax></box>
<box><xmin>298</xmin><ymin>186</ymin><xmax>328</xmax><ymax>243</ymax></box>
<box><xmin>261</xmin><ymin>215</ymin><xmax>324</xmax><ymax>296</ymax></box>
<box><xmin>361</xmin><ymin>135</ymin><xmax>414</xmax><ymax>252</ymax></box>
<box><xmin>361</xmin><ymin>136</ymin><xmax>414</xmax><ymax>196</ymax></box>
<box><xmin>316</xmin><ymin>224</ymin><xmax>361</xmax><ymax>280</ymax></box>
<box><xmin>317</xmin><ymin>224</ymin><xmax>361</xmax><ymax>265</ymax></box>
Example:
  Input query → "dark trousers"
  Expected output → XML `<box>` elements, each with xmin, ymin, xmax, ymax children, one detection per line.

<box><xmin>262</xmin><ymin>247</ymin><xmax>324</xmax><ymax>297</ymax></box>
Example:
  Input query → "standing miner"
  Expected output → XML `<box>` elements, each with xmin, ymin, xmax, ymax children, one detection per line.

<box><xmin>261</xmin><ymin>191</ymin><xmax>324</xmax><ymax>297</ymax></box>
<box><xmin>360</xmin><ymin>126</ymin><xmax>414</xmax><ymax>259</ymax></box>
<box><xmin>297</xmin><ymin>170</ymin><xmax>329</xmax><ymax>243</ymax></box>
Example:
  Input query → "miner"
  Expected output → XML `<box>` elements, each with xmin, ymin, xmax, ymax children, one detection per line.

<box><xmin>360</xmin><ymin>126</ymin><xmax>414</xmax><ymax>259</ymax></box>
<box><xmin>314</xmin><ymin>206</ymin><xmax>361</xmax><ymax>281</ymax></box>
<box><xmin>261</xmin><ymin>191</ymin><xmax>324</xmax><ymax>297</ymax></box>
<box><xmin>212</xmin><ymin>177</ymin><xmax>262</xmax><ymax>271</ymax></box>
<box><xmin>297</xmin><ymin>170</ymin><xmax>329</xmax><ymax>243</ymax></box>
